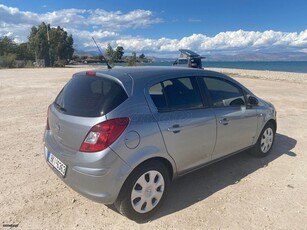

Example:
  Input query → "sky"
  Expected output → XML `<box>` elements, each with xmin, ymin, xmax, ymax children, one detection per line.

<box><xmin>0</xmin><ymin>0</ymin><xmax>307</xmax><ymax>57</ymax></box>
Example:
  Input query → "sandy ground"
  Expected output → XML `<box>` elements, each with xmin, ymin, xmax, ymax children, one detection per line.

<box><xmin>0</xmin><ymin>67</ymin><xmax>306</xmax><ymax>229</ymax></box>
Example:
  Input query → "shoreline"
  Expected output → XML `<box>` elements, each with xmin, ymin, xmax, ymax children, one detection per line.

<box><xmin>205</xmin><ymin>67</ymin><xmax>307</xmax><ymax>84</ymax></box>
<box><xmin>1</xmin><ymin>66</ymin><xmax>307</xmax><ymax>84</ymax></box>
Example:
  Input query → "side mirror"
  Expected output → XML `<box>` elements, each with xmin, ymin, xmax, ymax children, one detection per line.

<box><xmin>248</xmin><ymin>96</ymin><xmax>259</xmax><ymax>106</ymax></box>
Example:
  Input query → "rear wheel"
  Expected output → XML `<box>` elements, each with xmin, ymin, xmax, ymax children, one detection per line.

<box><xmin>115</xmin><ymin>160</ymin><xmax>170</xmax><ymax>222</ymax></box>
<box><xmin>251</xmin><ymin>122</ymin><xmax>275</xmax><ymax>157</ymax></box>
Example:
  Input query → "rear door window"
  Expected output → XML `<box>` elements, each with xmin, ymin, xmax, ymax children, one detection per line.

<box><xmin>55</xmin><ymin>75</ymin><xmax>128</xmax><ymax>117</ymax></box>
<box><xmin>149</xmin><ymin>77</ymin><xmax>204</xmax><ymax>111</ymax></box>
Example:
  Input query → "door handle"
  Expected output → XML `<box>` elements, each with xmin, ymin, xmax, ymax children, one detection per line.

<box><xmin>219</xmin><ymin>118</ymin><xmax>229</xmax><ymax>126</ymax></box>
<box><xmin>167</xmin><ymin>124</ymin><xmax>181</xmax><ymax>133</ymax></box>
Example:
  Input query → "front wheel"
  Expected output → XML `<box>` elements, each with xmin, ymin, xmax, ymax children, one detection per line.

<box><xmin>251</xmin><ymin>122</ymin><xmax>275</xmax><ymax>157</ymax></box>
<box><xmin>115</xmin><ymin>160</ymin><xmax>170</xmax><ymax>222</ymax></box>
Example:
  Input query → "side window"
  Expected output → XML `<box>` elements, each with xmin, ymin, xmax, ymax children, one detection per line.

<box><xmin>149</xmin><ymin>77</ymin><xmax>203</xmax><ymax>111</ymax></box>
<box><xmin>203</xmin><ymin>77</ymin><xmax>245</xmax><ymax>107</ymax></box>
<box><xmin>178</xmin><ymin>59</ymin><xmax>188</xmax><ymax>65</ymax></box>
<box><xmin>149</xmin><ymin>83</ymin><xmax>168</xmax><ymax>110</ymax></box>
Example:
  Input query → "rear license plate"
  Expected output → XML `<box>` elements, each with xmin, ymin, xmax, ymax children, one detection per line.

<box><xmin>47</xmin><ymin>152</ymin><xmax>67</xmax><ymax>177</ymax></box>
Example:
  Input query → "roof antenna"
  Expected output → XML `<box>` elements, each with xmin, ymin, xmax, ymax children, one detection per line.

<box><xmin>92</xmin><ymin>37</ymin><xmax>112</xmax><ymax>69</ymax></box>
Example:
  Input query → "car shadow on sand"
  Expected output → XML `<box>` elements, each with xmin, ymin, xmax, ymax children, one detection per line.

<box><xmin>150</xmin><ymin>133</ymin><xmax>297</xmax><ymax>222</ymax></box>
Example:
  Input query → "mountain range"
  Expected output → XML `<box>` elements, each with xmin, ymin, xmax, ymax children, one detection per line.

<box><xmin>204</xmin><ymin>52</ymin><xmax>307</xmax><ymax>61</ymax></box>
<box><xmin>74</xmin><ymin>50</ymin><xmax>307</xmax><ymax>62</ymax></box>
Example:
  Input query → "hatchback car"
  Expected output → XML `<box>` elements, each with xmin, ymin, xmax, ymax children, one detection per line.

<box><xmin>43</xmin><ymin>66</ymin><xmax>276</xmax><ymax>221</ymax></box>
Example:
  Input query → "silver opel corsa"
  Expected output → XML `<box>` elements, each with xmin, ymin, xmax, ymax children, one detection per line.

<box><xmin>43</xmin><ymin>66</ymin><xmax>277</xmax><ymax>221</ymax></box>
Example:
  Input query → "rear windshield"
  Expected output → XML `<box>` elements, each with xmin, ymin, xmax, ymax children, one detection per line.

<box><xmin>54</xmin><ymin>75</ymin><xmax>128</xmax><ymax>117</ymax></box>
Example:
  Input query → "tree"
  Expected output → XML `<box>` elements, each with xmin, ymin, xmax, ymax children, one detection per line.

<box><xmin>49</xmin><ymin>26</ymin><xmax>74</xmax><ymax>66</ymax></box>
<box><xmin>105</xmin><ymin>43</ymin><xmax>114</xmax><ymax>63</ymax></box>
<box><xmin>0</xmin><ymin>53</ymin><xmax>16</xmax><ymax>68</ymax></box>
<box><xmin>139</xmin><ymin>53</ymin><xmax>145</xmax><ymax>60</ymax></box>
<box><xmin>127</xmin><ymin>51</ymin><xmax>137</xmax><ymax>66</ymax></box>
<box><xmin>28</xmin><ymin>22</ymin><xmax>74</xmax><ymax>67</ymax></box>
<box><xmin>28</xmin><ymin>26</ymin><xmax>38</xmax><ymax>63</ymax></box>
<box><xmin>15</xmin><ymin>43</ymin><xmax>34</xmax><ymax>60</ymax></box>
<box><xmin>114</xmin><ymin>46</ymin><xmax>124</xmax><ymax>61</ymax></box>
<box><xmin>28</xmin><ymin>23</ymin><xmax>50</xmax><ymax>66</ymax></box>
<box><xmin>0</xmin><ymin>36</ymin><xmax>16</xmax><ymax>55</ymax></box>
<box><xmin>0</xmin><ymin>36</ymin><xmax>17</xmax><ymax>68</ymax></box>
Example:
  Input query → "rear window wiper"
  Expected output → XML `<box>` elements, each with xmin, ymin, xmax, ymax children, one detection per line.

<box><xmin>54</xmin><ymin>102</ymin><xmax>67</xmax><ymax>112</ymax></box>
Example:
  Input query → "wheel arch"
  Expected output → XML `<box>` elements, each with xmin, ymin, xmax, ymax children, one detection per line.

<box><xmin>256</xmin><ymin>118</ymin><xmax>277</xmax><ymax>142</ymax></box>
<box><xmin>116</xmin><ymin>157</ymin><xmax>174</xmax><ymax>200</ymax></box>
<box><xmin>139</xmin><ymin>157</ymin><xmax>174</xmax><ymax>181</ymax></box>
<box><xmin>115</xmin><ymin>156</ymin><xmax>173</xmax><ymax>221</ymax></box>
<box><xmin>115</xmin><ymin>157</ymin><xmax>174</xmax><ymax>216</ymax></box>
<box><xmin>251</xmin><ymin>119</ymin><xmax>276</xmax><ymax>157</ymax></box>
<box><xmin>126</xmin><ymin>157</ymin><xmax>174</xmax><ymax>183</ymax></box>
<box><xmin>268</xmin><ymin>119</ymin><xmax>277</xmax><ymax>132</ymax></box>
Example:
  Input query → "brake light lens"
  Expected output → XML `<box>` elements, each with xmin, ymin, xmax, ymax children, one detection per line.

<box><xmin>86</xmin><ymin>71</ymin><xmax>96</xmax><ymax>76</ymax></box>
<box><xmin>80</xmin><ymin>117</ymin><xmax>129</xmax><ymax>152</ymax></box>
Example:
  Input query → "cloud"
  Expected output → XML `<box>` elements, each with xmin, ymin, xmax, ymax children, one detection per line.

<box><xmin>1</xmin><ymin>4</ymin><xmax>307</xmax><ymax>56</ymax></box>
<box><xmin>70</xmin><ymin>29</ymin><xmax>118</xmax><ymax>49</ymax></box>
<box><xmin>0</xmin><ymin>4</ymin><xmax>161</xmax><ymax>29</ymax></box>
<box><xmin>112</xmin><ymin>30</ymin><xmax>307</xmax><ymax>55</ymax></box>
<box><xmin>88</xmin><ymin>9</ymin><xmax>162</xmax><ymax>30</ymax></box>
<box><xmin>0</xmin><ymin>4</ymin><xmax>39</xmax><ymax>25</ymax></box>
<box><xmin>0</xmin><ymin>4</ymin><xmax>161</xmax><ymax>39</ymax></box>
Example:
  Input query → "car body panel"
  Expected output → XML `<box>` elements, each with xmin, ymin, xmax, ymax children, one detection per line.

<box><xmin>44</xmin><ymin>132</ymin><xmax>132</xmax><ymax>204</ymax></box>
<box><xmin>212</xmin><ymin>106</ymin><xmax>258</xmax><ymax>159</ymax></box>
<box><xmin>48</xmin><ymin>104</ymin><xmax>107</xmax><ymax>151</ymax></box>
<box><xmin>151</xmin><ymin>108</ymin><xmax>216</xmax><ymax>174</ymax></box>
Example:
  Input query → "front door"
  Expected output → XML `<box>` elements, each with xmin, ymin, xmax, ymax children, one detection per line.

<box><xmin>212</xmin><ymin>106</ymin><xmax>258</xmax><ymax>159</ymax></box>
<box><xmin>202</xmin><ymin>77</ymin><xmax>258</xmax><ymax>159</ymax></box>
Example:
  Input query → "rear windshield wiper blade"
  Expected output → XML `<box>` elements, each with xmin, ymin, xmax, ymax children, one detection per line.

<box><xmin>54</xmin><ymin>102</ymin><xmax>67</xmax><ymax>112</ymax></box>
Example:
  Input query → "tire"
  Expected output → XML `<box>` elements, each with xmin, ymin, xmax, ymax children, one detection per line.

<box><xmin>251</xmin><ymin>122</ymin><xmax>275</xmax><ymax>157</ymax></box>
<box><xmin>114</xmin><ymin>160</ymin><xmax>170</xmax><ymax>222</ymax></box>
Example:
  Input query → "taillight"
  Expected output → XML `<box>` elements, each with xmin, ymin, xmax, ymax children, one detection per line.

<box><xmin>46</xmin><ymin>107</ymin><xmax>50</xmax><ymax>130</ymax></box>
<box><xmin>80</xmin><ymin>117</ymin><xmax>129</xmax><ymax>152</ymax></box>
<box><xmin>86</xmin><ymin>71</ymin><xmax>96</xmax><ymax>76</ymax></box>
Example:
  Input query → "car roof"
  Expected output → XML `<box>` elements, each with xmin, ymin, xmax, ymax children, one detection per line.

<box><xmin>94</xmin><ymin>66</ymin><xmax>227</xmax><ymax>81</ymax></box>
<box><xmin>77</xmin><ymin>66</ymin><xmax>248</xmax><ymax>96</ymax></box>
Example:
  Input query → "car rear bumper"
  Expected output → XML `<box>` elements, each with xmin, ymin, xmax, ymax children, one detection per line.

<box><xmin>43</xmin><ymin>132</ymin><xmax>132</xmax><ymax>204</ymax></box>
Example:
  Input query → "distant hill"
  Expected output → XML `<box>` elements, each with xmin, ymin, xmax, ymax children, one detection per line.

<box><xmin>205</xmin><ymin>52</ymin><xmax>307</xmax><ymax>61</ymax></box>
<box><xmin>74</xmin><ymin>50</ymin><xmax>307</xmax><ymax>62</ymax></box>
<box><xmin>74</xmin><ymin>49</ymin><xmax>99</xmax><ymax>57</ymax></box>
<box><xmin>147</xmin><ymin>52</ymin><xmax>307</xmax><ymax>62</ymax></box>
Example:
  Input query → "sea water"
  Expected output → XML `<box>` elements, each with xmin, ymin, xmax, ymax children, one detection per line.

<box><xmin>92</xmin><ymin>61</ymin><xmax>307</xmax><ymax>73</ymax></box>
<box><xmin>144</xmin><ymin>61</ymin><xmax>307</xmax><ymax>73</ymax></box>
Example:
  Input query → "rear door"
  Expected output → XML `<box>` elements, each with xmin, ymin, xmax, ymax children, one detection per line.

<box><xmin>202</xmin><ymin>77</ymin><xmax>258</xmax><ymax>159</ymax></box>
<box><xmin>148</xmin><ymin>77</ymin><xmax>216</xmax><ymax>174</ymax></box>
